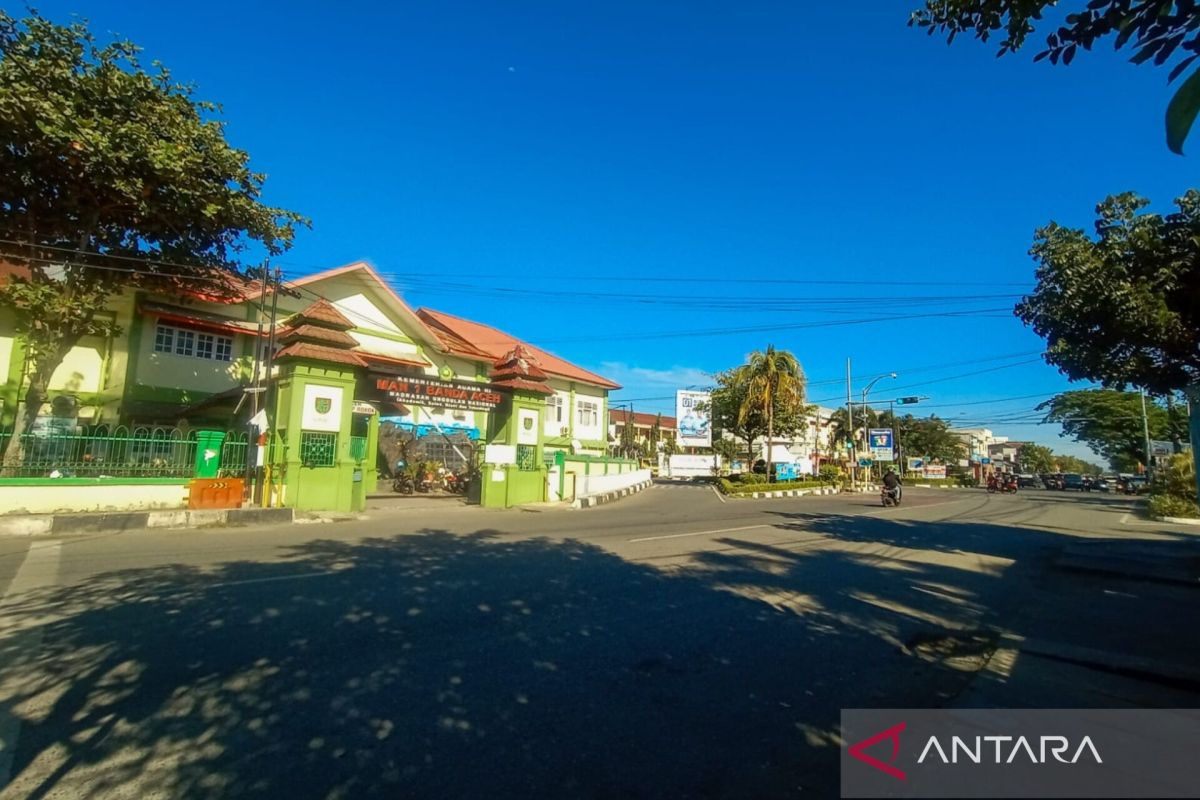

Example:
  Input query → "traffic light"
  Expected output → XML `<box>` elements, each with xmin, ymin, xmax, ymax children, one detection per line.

<box><xmin>897</xmin><ymin>396</ymin><xmax>921</xmax><ymax>405</ymax></box>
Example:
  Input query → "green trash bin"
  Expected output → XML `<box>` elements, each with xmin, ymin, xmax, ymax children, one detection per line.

<box><xmin>194</xmin><ymin>430</ymin><xmax>228</xmax><ymax>479</ymax></box>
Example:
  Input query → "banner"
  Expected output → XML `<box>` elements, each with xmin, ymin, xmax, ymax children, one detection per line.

<box><xmin>676</xmin><ymin>390</ymin><xmax>712</xmax><ymax>448</ymax></box>
<box><xmin>372</xmin><ymin>374</ymin><xmax>504</xmax><ymax>412</ymax></box>
<box><xmin>923</xmin><ymin>464</ymin><xmax>947</xmax><ymax>480</ymax></box>
<box><xmin>868</xmin><ymin>428</ymin><xmax>894</xmax><ymax>462</ymax></box>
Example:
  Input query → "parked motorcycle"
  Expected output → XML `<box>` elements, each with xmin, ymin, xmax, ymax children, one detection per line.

<box><xmin>391</xmin><ymin>460</ymin><xmax>414</xmax><ymax>495</ymax></box>
<box><xmin>881</xmin><ymin>485</ymin><xmax>901</xmax><ymax>507</ymax></box>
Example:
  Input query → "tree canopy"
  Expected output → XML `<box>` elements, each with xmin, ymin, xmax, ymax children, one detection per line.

<box><xmin>881</xmin><ymin>412</ymin><xmax>967</xmax><ymax>464</ymax></box>
<box><xmin>735</xmin><ymin>346</ymin><xmax>808</xmax><ymax>477</ymax></box>
<box><xmin>910</xmin><ymin>1</ymin><xmax>1200</xmax><ymax>152</ymax></box>
<box><xmin>0</xmin><ymin>11</ymin><xmax>305</xmax><ymax>466</ymax></box>
<box><xmin>1015</xmin><ymin>192</ymin><xmax>1200</xmax><ymax>396</ymax></box>
<box><xmin>1017</xmin><ymin>443</ymin><xmax>1055</xmax><ymax>474</ymax></box>
<box><xmin>708</xmin><ymin>359</ymin><xmax>808</xmax><ymax>466</ymax></box>
<box><xmin>1039</xmin><ymin>388</ymin><xmax>1187</xmax><ymax>471</ymax></box>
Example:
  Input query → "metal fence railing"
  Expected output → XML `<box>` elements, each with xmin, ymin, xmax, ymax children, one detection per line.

<box><xmin>0</xmin><ymin>425</ymin><xmax>201</xmax><ymax>479</ymax></box>
<box><xmin>217</xmin><ymin>432</ymin><xmax>249</xmax><ymax>478</ymax></box>
<box><xmin>349</xmin><ymin>435</ymin><xmax>368</xmax><ymax>463</ymax></box>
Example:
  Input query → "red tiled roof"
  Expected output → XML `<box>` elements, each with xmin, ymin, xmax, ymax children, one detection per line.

<box><xmin>610</xmin><ymin>409</ymin><xmax>677</xmax><ymax>428</ymax></box>
<box><xmin>140</xmin><ymin>301</ymin><xmax>263</xmax><ymax>337</ymax></box>
<box><xmin>417</xmin><ymin>309</ymin><xmax>620</xmax><ymax>390</ymax></box>
<box><xmin>278</xmin><ymin>323</ymin><xmax>359</xmax><ymax>348</ymax></box>
<box><xmin>287</xmin><ymin>298</ymin><xmax>355</xmax><ymax>331</ymax></box>
<box><xmin>274</xmin><ymin>342</ymin><xmax>368</xmax><ymax>367</ymax></box>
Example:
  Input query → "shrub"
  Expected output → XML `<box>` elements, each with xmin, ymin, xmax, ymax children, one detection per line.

<box><xmin>1152</xmin><ymin>453</ymin><xmax>1196</xmax><ymax>501</ymax></box>
<box><xmin>1148</xmin><ymin>494</ymin><xmax>1200</xmax><ymax>519</ymax></box>
<box><xmin>955</xmin><ymin>475</ymin><xmax>979</xmax><ymax>488</ymax></box>
<box><xmin>818</xmin><ymin>465</ymin><xmax>841</xmax><ymax>485</ymax></box>
<box><xmin>727</xmin><ymin>479</ymin><xmax>827</xmax><ymax>495</ymax></box>
<box><xmin>736</xmin><ymin>473</ymin><xmax>768</xmax><ymax>485</ymax></box>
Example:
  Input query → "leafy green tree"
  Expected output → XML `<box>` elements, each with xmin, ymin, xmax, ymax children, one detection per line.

<box><xmin>619</xmin><ymin>412</ymin><xmax>638</xmax><ymax>458</ymax></box>
<box><xmin>734</xmin><ymin>346</ymin><xmax>807</xmax><ymax>480</ymax></box>
<box><xmin>910</xmin><ymin>1</ymin><xmax>1200</xmax><ymax>152</ymax></box>
<box><xmin>827</xmin><ymin>406</ymin><xmax>879</xmax><ymax>453</ymax></box>
<box><xmin>877</xmin><ymin>411</ymin><xmax>966</xmax><ymax>464</ymax></box>
<box><xmin>1017</xmin><ymin>443</ymin><xmax>1055</xmax><ymax>474</ymax></box>
<box><xmin>1040</xmin><ymin>389</ymin><xmax>1186</xmax><ymax>471</ymax></box>
<box><xmin>1054</xmin><ymin>454</ymin><xmax>1103</xmax><ymax>476</ymax></box>
<box><xmin>707</xmin><ymin>366</ymin><xmax>808</xmax><ymax>468</ymax></box>
<box><xmin>1016</xmin><ymin>192</ymin><xmax>1199</xmax><ymax>395</ymax></box>
<box><xmin>648</xmin><ymin>413</ymin><xmax>662</xmax><ymax>455</ymax></box>
<box><xmin>0</xmin><ymin>11</ymin><xmax>306</xmax><ymax>470</ymax></box>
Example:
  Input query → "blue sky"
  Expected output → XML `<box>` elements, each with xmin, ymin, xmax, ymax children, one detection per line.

<box><xmin>38</xmin><ymin>1</ymin><xmax>1192</xmax><ymax>462</ymax></box>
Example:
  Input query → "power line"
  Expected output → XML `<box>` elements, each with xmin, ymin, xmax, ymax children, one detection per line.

<box><xmin>278</xmin><ymin>259</ymin><xmax>1035</xmax><ymax>288</ymax></box>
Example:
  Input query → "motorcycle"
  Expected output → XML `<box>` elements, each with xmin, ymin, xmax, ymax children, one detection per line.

<box><xmin>1001</xmin><ymin>477</ymin><xmax>1018</xmax><ymax>494</ymax></box>
<box><xmin>881</xmin><ymin>485</ymin><xmax>901</xmax><ymax>507</ymax></box>
<box><xmin>391</xmin><ymin>460</ymin><xmax>415</xmax><ymax>495</ymax></box>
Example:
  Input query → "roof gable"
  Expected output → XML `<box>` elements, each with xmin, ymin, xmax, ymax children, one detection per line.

<box><xmin>417</xmin><ymin>308</ymin><xmax>620</xmax><ymax>390</ymax></box>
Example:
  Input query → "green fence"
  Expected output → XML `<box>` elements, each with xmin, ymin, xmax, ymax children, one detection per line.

<box><xmin>0</xmin><ymin>425</ymin><xmax>244</xmax><ymax>480</ymax></box>
<box><xmin>217</xmin><ymin>432</ymin><xmax>250</xmax><ymax>478</ymax></box>
<box><xmin>349</xmin><ymin>435</ymin><xmax>368</xmax><ymax>463</ymax></box>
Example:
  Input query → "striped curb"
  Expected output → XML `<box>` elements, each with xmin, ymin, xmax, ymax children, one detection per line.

<box><xmin>734</xmin><ymin>487</ymin><xmax>841</xmax><ymax>500</ymax></box>
<box><xmin>573</xmin><ymin>480</ymin><xmax>653</xmax><ymax>509</ymax></box>
<box><xmin>0</xmin><ymin>506</ymin><xmax>295</xmax><ymax>536</ymax></box>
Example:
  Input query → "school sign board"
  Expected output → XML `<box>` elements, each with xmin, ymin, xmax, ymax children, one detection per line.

<box><xmin>676</xmin><ymin>390</ymin><xmax>712</xmax><ymax>448</ymax></box>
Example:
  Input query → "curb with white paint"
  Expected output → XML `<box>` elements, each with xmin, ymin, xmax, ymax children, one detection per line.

<box><xmin>572</xmin><ymin>480</ymin><xmax>653</xmax><ymax>509</ymax></box>
<box><xmin>1162</xmin><ymin>515</ymin><xmax>1200</xmax><ymax>526</ymax></box>
<box><xmin>734</xmin><ymin>486</ymin><xmax>842</xmax><ymax>500</ymax></box>
<box><xmin>0</xmin><ymin>506</ymin><xmax>295</xmax><ymax>537</ymax></box>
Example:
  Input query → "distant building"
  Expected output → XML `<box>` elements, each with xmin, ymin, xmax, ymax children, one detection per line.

<box><xmin>608</xmin><ymin>409</ymin><xmax>676</xmax><ymax>454</ymax></box>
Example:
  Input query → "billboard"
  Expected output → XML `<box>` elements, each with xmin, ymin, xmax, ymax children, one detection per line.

<box><xmin>676</xmin><ymin>390</ymin><xmax>712</xmax><ymax>448</ymax></box>
<box><xmin>868</xmin><ymin>428</ymin><xmax>894</xmax><ymax>462</ymax></box>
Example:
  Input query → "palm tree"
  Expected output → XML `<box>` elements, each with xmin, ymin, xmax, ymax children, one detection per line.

<box><xmin>735</xmin><ymin>345</ymin><xmax>807</xmax><ymax>480</ymax></box>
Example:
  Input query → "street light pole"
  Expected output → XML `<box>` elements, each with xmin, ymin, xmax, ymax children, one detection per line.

<box><xmin>861</xmin><ymin>372</ymin><xmax>897</xmax><ymax>482</ymax></box>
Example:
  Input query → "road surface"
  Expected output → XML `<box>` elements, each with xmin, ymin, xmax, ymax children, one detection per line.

<box><xmin>0</xmin><ymin>484</ymin><xmax>1191</xmax><ymax>799</ymax></box>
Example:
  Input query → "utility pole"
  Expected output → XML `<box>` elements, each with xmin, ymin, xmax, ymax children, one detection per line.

<box><xmin>846</xmin><ymin>358</ymin><xmax>854</xmax><ymax>489</ymax></box>
<box><xmin>1140</xmin><ymin>388</ymin><xmax>1153</xmax><ymax>477</ymax></box>
<box><xmin>255</xmin><ymin>266</ymin><xmax>283</xmax><ymax>506</ymax></box>
<box><xmin>244</xmin><ymin>264</ymin><xmax>269</xmax><ymax>500</ymax></box>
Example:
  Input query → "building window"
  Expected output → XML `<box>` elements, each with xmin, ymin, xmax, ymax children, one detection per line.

<box><xmin>154</xmin><ymin>324</ymin><xmax>233</xmax><ymax>362</ymax></box>
<box><xmin>576</xmin><ymin>399</ymin><xmax>598</xmax><ymax>428</ymax></box>
<box><xmin>547</xmin><ymin>395</ymin><xmax>563</xmax><ymax>424</ymax></box>
<box><xmin>154</xmin><ymin>326</ymin><xmax>174</xmax><ymax>353</ymax></box>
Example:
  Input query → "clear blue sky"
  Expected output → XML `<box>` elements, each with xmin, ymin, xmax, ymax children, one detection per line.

<box><xmin>40</xmin><ymin>1</ymin><xmax>1191</xmax><ymax>462</ymax></box>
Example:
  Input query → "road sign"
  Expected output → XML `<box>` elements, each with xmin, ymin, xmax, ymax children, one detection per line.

<box><xmin>1151</xmin><ymin>440</ymin><xmax>1173</xmax><ymax>457</ymax></box>
<box><xmin>980</xmin><ymin>457</ymin><xmax>991</xmax><ymax>465</ymax></box>
<box><xmin>896</xmin><ymin>396</ymin><xmax>921</xmax><ymax>405</ymax></box>
<box><xmin>858</xmin><ymin>458</ymin><xmax>873</xmax><ymax>468</ymax></box>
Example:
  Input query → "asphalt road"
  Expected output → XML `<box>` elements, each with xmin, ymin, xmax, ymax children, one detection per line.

<box><xmin>0</xmin><ymin>484</ymin><xmax>1188</xmax><ymax>799</ymax></box>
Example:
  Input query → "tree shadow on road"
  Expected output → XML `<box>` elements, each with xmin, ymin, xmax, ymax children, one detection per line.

<box><xmin>0</xmin><ymin>520</ymin><xmax>1061</xmax><ymax>800</ymax></box>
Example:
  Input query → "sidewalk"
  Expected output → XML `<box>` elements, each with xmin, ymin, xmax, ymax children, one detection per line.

<box><xmin>954</xmin><ymin>537</ymin><xmax>1200</xmax><ymax>708</ymax></box>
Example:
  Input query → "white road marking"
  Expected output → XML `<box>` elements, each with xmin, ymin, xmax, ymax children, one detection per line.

<box><xmin>710</xmin><ymin>486</ymin><xmax>726</xmax><ymax>504</ymax></box>
<box><xmin>628</xmin><ymin>524</ymin><xmax>769</xmax><ymax>543</ymax></box>
<box><xmin>0</xmin><ymin>540</ymin><xmax>63</xmax><ymax>789</ymax></box>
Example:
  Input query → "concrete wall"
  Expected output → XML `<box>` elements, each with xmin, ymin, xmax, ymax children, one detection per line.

<box><xmin>0</xmin><ymin>480</ymin><xmax>189</xmax><ymax>514</ymax></box>
<box><xmin>577</xmin><ymin>468</ymin><xmax>652</xmax><ymax>498</ymax></box>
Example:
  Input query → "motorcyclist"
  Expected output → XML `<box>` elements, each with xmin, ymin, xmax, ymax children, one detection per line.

<box><xmin>882</xmin><ymin>467</ymin><xmax>902</xmax><ymax>501</ymax></box>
